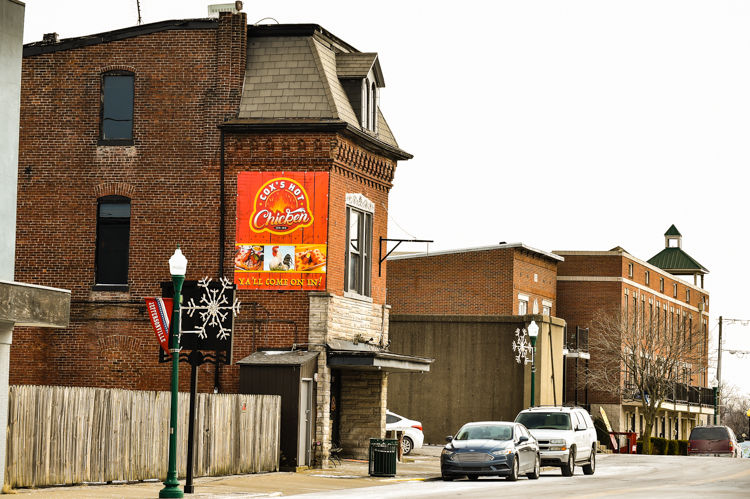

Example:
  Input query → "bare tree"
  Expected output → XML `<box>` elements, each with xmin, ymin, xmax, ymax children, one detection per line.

<box><xmin>720</xmin><ymin>383</ymin><xmax>750</xmax><ymax>440</ymax></box>
<box><xmin>587</xmin><ymin>306</ymin><xmax>704</xmax><ymax>452</ymax></box>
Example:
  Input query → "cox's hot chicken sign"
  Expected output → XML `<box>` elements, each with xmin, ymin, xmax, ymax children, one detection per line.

<box><xmin>235</xmin><ymin>172</ymin><xmax>328</xmax><ymax>291</ymax></box>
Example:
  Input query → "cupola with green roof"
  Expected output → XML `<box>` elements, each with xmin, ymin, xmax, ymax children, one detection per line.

<box><xmin>648</xmin><ymin>225</ymin><xmax>708</xmax><ymax>288</ymax></box>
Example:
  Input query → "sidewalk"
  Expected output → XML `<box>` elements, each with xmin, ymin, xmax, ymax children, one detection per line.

<box><xmin>12</xmin><ymin>446</ymin><xmax>443</xmax><ymax>498</ymax></box>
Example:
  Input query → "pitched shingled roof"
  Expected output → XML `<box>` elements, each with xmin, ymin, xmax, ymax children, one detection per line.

<box><xmin>336</xmin><ymin>53</ymin><xmax>384</xmax><ymax>85</ymax></box>
<box><xmin>230</xmin><ymin>24</ymin><xmax>408</xmax><ymax>159</ymax></box>
<box><xmin>648</xmin><ymin>248</ymin><xmax>709</xmax><ymax>274</ymax></box>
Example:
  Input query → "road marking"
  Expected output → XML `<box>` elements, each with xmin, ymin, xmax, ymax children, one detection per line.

<box><xmin>573</xmin><ymin>466</ymin><xmax>750</xmax><ymax>498</ymax></box>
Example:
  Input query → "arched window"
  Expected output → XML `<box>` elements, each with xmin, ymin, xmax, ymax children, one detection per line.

<box><xmin>100</xmin><ymin>70</ymin><xmax>134</xmax><ymax>144</ymax></box>
<box><xmin>370</xmin><ymin>81</ymin><xmax>377</xmax><ymax>132</ymax></box>
<box><xmin>96</xmin><ymin>196</ymin><xmax>131</xmax><ymax>286</ymax></box>
<box><xmin>364</xmin><ymin>79</ymin><xmax>371</xmax><ymax>130</ymax></box>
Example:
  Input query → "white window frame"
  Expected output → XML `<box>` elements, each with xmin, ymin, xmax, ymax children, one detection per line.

<box><xmin>542</xmin><ymin>299</ymin><xmax>552</xmax><ymax>316</ymax></box>
<box><xmin>518</xmin><ymin>293</ymin><xmax>529</xmax><ymax>315</ymax></box>
<box><xmin>344</xmin><ymin>194</ymin><xmax>374</xmax><ymax>298</ymax></box>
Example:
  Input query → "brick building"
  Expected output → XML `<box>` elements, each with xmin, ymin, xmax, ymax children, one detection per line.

<box><xmin>555</xmin><ymin>226</ymin><xmax>712</xmax><ymax>440</ymax></box>
<box><xmin>15</xmin><ymin>12</ymin><xmax>430</xmax><ymax>468</ymax></box>
<box><xmin>386</xmin><ymin>244</ymin><xmax>566</xmax><ymax>442</ymax></box>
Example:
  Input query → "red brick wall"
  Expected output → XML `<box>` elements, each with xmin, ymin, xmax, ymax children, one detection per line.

<box><xmin>13</xmin><ymin>16</ymin><xmax>399</xmax><ymax>393</ymax></box>
<box><xmin>556</xmin><ymin>252</ymin><xmax>710</xmax><ymax>403</ymax></box>
<box><xmin>512</xmin><ymin>249</ymin><xmax>558</xmax><ymax>315</ymax></box>
<box><xmin>387</xmin><ymin>246</ymin><xmax>558</xmax><ymax>316</ymax></box>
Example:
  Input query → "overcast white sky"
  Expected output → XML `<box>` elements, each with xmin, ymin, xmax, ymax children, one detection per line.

<box><xmin>20</xmin><ymin>0</ymin><xmax>750</xmax><ymax>397</ymax></box>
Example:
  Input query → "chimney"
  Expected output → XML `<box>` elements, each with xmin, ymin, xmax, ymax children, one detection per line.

<box><xmin>42</xmin><ymin>32</ymin><xmax>59</xmax><ymax>44</ymax></box>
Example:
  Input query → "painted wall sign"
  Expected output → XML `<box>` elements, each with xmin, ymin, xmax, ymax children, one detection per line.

<box><xmin>235</xmin><ymin>171</ymin><xmax>328</xmax><ymax>291</ymax></box>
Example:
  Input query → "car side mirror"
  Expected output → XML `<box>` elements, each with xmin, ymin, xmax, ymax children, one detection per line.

<box><xmin>518</xmin><ymin>436</ymin><xmax>529</xmax><ymax>443</ymax></box>
<box><xmin>446</xmin><ymin>436</ymin><xmax>453</xmax><ymax>443</ymax></box>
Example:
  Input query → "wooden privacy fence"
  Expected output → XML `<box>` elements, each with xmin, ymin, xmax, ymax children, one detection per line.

<box><xmin>5</xmin><ymin>385</ymin><xmax>280</xmax><ymax>488</ymax></box>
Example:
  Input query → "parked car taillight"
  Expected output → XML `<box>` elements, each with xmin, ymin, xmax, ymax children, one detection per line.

<box><xmin>412</xmin><ymin>424</ymin><xmax>423</xmax><ymax>431</ymax></box>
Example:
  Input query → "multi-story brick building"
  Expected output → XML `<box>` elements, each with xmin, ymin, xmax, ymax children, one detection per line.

<box><xmin>555</xmin><ymin>226</ymin><xmax>712</xmax><ymax>440</ymax></box>
<box><xmin>15</xmin><ymin>11</ymin><xmax>429</xmax><ymax>468</ymax></box>
<box><xmin>386</xmin><ymin>244</ymin><xmax>566</xmax><ymax>443</ymax></box>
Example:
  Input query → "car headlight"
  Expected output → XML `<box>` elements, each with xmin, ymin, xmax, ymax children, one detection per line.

<box><xmin>548</xmin><ymin>439</ymin><xmax>567</xmax><ymax>451</ymax></box>
<box><xmin>441</xmin><ymin>448</ymin><xmax>456</xmax><ymax>460</ymax></box>
<box><xmin>492</xmin><ymin>449</ymin><xmax>513</xmax><ymax>456</ymax></box>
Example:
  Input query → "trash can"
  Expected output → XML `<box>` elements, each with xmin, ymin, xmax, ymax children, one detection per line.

<box><xmin>369</xmin><ymin>438</ymin><xmax>398</xmax><ymax>477</ymax></box>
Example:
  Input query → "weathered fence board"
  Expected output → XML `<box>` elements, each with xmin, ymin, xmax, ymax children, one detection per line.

<box><xmin>5</xmin><ymin>385</ymin><xmax>280</xmax><ymax>488</ymax></box>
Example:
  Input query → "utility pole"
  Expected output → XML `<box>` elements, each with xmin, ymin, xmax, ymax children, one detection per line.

<box><xmin>716</xmin><ymin>316</ymin><xmax>722</xmax><ymax>425</ymax></box>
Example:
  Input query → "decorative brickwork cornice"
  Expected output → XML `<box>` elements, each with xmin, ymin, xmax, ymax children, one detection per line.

<box><xmin>333</xmin><ymin>139</ymin><xmax>395</xmax><ymax>191</ymax></box>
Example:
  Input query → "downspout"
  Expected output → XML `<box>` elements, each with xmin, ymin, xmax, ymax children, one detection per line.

<box><xmin>548</xmin><ymin>320</ymin><xmax>557</xmax><ymax>406</ymax></box>
<box><xmin>215</xmin><ymin>127</ymin><xmax>226</xmax><ymax>392</ymax></box>
<box><xmin>219</xmin><ymin>128</ymin><xmax>226</xmax><ymax>277</ymax></box>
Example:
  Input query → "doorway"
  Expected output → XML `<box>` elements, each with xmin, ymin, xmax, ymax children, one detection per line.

<box><xmin>298</xmin><ymin>378</ymin><xmax>313</xmax><ymax>466</ymax></box>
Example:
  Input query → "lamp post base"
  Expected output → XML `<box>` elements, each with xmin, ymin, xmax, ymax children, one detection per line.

<box><xmin>159</xmin><ymin>480</ymin><xmax>184</xmax><ymax>498</ymax></box>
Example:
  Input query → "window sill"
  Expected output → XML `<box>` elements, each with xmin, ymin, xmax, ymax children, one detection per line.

<box><xmin>344</xmin><ymin>291</ymin><xmax>373</xmax><ymax>303</ymax></box>
<box><xmin>98</xmin><ymin>139</ymin><xmax>134</xmax><ymax>146</ymax></box>
<box><xmin>91</xmin><ymin>284</ymin><xmax>129</xmax><ymax>292</ymax></box>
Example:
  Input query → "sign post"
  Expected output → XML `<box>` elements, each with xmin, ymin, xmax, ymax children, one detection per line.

<box><xmin>151</xmin><ymin>277</ymin><xmax>239</xmax><ymax>495</ymax></box>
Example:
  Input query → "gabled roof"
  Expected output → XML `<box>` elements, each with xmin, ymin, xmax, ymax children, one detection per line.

<box><xmin>336</xmin><ymin>53</ymin><xmax>384</xmax><ymax>86</ymax></box>
<box><xmin>647</xmin><ymin>247</ymin><xmax>709</xmax><ymax>274</ymax></box>
<box><xmin>665</xmin><ymin>224</ymin><xmax>682</xmax><ymax>237</ymax></box>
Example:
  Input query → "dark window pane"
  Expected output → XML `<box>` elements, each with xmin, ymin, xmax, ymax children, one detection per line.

<box><xmin>102</xmin><ymin>74</ymin><xmax>133</xmax><ymax>140</ymax></box>
<box><xmin>96</xmin><ymin>199</ymin><xmax>130</xmax><ymax>284</ymax></box>
<box><xmin>690</xmin><ymin>427</ymin><xmax>729</xmax><ymax>440</ymax></box>
<box><xmin>349</xmin><ymin>253</ymin><xmax>360</xmax><ymax>293</ymax></box>
<box><xmin>99</xmin><ymin>202</ymin><xmax>130</xmax><ymax>218</ymax></box>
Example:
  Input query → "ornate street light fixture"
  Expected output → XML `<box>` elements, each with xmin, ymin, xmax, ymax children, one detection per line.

<box><xmin>160</xmin><ymin>246</ymin><xmax>186</xmax><ymax>499</ymax></box>
<box><xmin>513</xmin><ymin>320</ymin><xmax>539</xmax><ymax>407</ymax></box>
<box><xmin>528</xmin><ymin>321</ymin><xmax>539</xmax><ymax>407</ymax></box>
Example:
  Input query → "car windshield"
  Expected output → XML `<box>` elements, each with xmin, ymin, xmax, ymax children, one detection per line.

<box><xmin>690</xmin><ymin>427</ymin><xmax>729</xmax><ymax>440</ymax></box>
<box><xmin>455</xmin><ymin>424</ymin><xmax>513</xmax><ymax>441</ymax></box>
<box><xmin>515</xmin><ymin>412</ymin><xmax>571</xmax><ymax>430</ymax></box>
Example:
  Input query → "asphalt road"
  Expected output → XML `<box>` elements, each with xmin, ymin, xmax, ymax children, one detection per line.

<box><xmin>288</xmin><ymin>453</ymin><xmax>750</xmax><ymax>498</ymax></box>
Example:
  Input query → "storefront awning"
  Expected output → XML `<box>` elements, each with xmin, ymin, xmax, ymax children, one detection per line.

<box><xmin>326</xmin><ymin>340</ymin><xmax>433</xmax><ymax>373</ymax></box>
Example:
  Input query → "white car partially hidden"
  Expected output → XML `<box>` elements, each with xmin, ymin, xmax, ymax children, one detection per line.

<box><xmin>386</xmin><ymin>410</ymin><xmax>424</xmax><ymax>455</ymax></box>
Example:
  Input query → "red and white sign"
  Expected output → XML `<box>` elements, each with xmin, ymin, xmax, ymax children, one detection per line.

<box><xmin>235</xmin><ymin>172</ymin><xmax>328</xmax><ymax>291</ymax></box>
<box><xmin>145</xmin><ymin>297</ymin><xmax>173</xmax><ymax>354</ymax></box>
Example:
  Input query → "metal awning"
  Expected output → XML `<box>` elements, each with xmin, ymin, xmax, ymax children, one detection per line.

<box><xmin>326</xmin><ymin>340</ymin><xmax>433</xmax><ymax>373</ymax></box>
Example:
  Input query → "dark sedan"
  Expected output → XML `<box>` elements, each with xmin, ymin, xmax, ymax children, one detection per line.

<box><xmin>441</xmin><ymin>421</ymin><xmax>540</xmax><ymax>481</ymax></box>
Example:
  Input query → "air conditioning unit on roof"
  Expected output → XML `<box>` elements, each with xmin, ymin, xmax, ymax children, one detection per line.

<box><xmin>208</xmin><ymin>2</ymin><xmax>242</xmax><ymax>17</ymax></box>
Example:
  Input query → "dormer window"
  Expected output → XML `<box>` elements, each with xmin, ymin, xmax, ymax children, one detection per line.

<box><xmin>336</xmin><ymin>52</ymin><xmax>384</xmax><ymax>135</ymax></box>
<box><xmin>361</xmin><ymin>78</ymin><xmax>378</xmax><ymax>133</ymax></box>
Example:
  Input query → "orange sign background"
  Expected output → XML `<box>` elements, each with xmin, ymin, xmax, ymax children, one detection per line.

<box><xmin>235</xmin><ymin>172</ymin><xmax>328</xmax><ymax>290</ymax></box>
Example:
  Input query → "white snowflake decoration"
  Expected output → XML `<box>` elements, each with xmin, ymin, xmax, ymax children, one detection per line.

<box><xmin>512</xmin><ymin>327</ymin><xmax>533</xmax><ymax>365</ymax></box>
<box><xmin>183</xmin><ymin>277</ymin><xmax>241</xmax><ymax>340</ymax></box>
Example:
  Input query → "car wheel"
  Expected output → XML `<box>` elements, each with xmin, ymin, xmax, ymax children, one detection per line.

<box><xmin>583</xmin><ymin>446</ymin><xmax>596</xmax><ymax>475</ymax></box>
<box><xmin>561</xmin><ymin>447</ymin><xmax>575</xmax><ymax>477</ymax></box>
<box><xmin>402</xmin><ymin>436</ymin><xmax>413</xmax><ymax>455</ymax></box>
<box><xmin>526</xmin><ymin>453</ymin><xmax>540</xmax><ymax>480</ymax></box>
<box><xmin>506</xmin><ymin>456</ymin><xmax>519</xmax><ymax>481</ymax></box>
<box><xmin>468</xmin><ymin>475</ymin><xmax>479</xmax><ymax>481</ymax></box>
<box><xmin>441</xmin><ymin>473</ymin><xmax>454</xmax><ymax>482</ymax></box>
